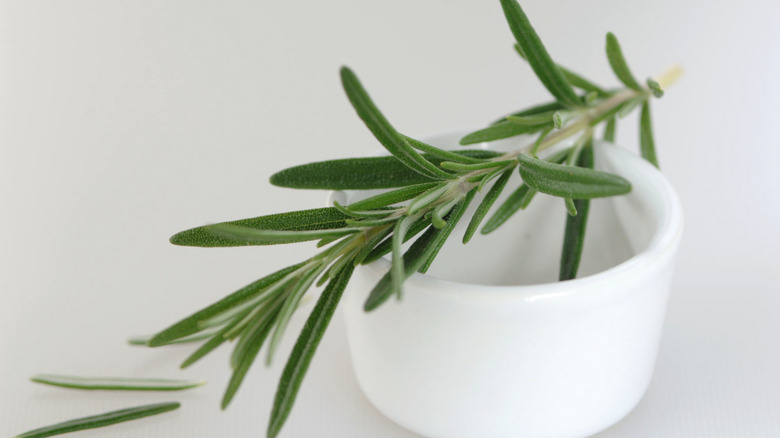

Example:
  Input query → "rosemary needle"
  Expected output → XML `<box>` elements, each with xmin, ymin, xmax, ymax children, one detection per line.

<box><xmin>15</xmin><ymin>402</ymin><xmax>180</xmax><ymax>438</ymax></box>
<box><xmin>30</xmin><ymin>374</ymin><xmax>205</xmax><ymax>391</ymax></box>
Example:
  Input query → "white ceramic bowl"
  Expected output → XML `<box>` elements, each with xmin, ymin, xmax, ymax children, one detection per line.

<box><xmin>329</xmin><ymin>130</ymin><xmax>683</xmax><ymax>438</ymax></box>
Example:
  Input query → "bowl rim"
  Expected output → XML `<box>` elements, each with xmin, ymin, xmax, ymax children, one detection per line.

<box><xmin>327</xmin><ymin>128</ymin><xmax>683</xmax><ymax>300</ymax></box>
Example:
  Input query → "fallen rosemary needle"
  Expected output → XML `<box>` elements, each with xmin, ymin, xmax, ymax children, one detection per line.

<box><xmin>15</xmin><ymin>402</ymin><xmax>180</xmax><ymax>438</ymax></box>
<box><xmin>30</xmin><ymin>374</ymin><xmax>205</xmax><ymax>391</ymax></box>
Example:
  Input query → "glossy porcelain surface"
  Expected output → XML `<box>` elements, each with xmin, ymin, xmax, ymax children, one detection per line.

<box><xmin>330</xmin><ymin>131</ymin><xmax>683</xmax><ymax>438</ymax></box>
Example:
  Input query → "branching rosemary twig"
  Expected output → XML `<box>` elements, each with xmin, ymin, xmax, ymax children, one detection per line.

<box><xmin>137</xmin><ymin>2</ymin><xmax>683</xmax><ymax>437</ymax></box>
<box><xmin>15</xmin><ymin>1</ymin><xmax>680</xmax><ymax>438</ymax></box>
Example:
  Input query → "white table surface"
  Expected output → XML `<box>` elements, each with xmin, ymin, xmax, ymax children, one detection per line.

<box><xmin>2</xmin><ymin>0</ymin><xmax>779</xmax><ymax>437</ymax></box>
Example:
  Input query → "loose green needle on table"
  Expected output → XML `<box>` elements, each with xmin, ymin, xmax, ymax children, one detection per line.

<box><xmin>30</xmin><ymin>374</ymin><xmax>205</xmax><ymax>391</ymax></box>
<box><xmin>15</xmin><ymin>402</ymin><xmax>180</xmax><ymax>438</ymax></box>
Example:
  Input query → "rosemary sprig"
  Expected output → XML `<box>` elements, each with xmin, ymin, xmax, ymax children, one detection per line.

<box><xmin>121</xmin><ymin>1</ymin><xmax>682</xmax><ymax>437</ymax></box>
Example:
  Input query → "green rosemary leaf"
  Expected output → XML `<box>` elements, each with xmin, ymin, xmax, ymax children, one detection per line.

<box><xmin>365</xmin><ymin>192</ymin><xmax>474</xmax><ymax>311</ymax></box>
<box><xmin>605</xmin><ymin>32</ymin><xmax>642</xmax><ymax>91</ymax></box>
<box><xmin>506</xmin><ymin>111</ymin><xmax>555</xmax><ymax>125</ymax></box>
<box><xmin>392</xmin><ymin>216</ymin><xmax>416</xmax><ymax>298</ymax></box>
<box><xmin>519</xmin><ymin>187</ymin><xmax>538</xmax><ymax>208</ymax></box>
<box><xmin>347</xmin><ymin>183</ymin><xmax>438</xmax><ymax>211</ymax></box>
<box><xmin>552</xmin><ymin>110</ymin><xmax>577</xmax><ymax>129</ymax></box>
<box><xmin>148</xmin><ymin>263</ymin><xmax>304</xmax><ymax>347</ymax></box>
<box><xmin>171</xmin><ymin>208</ymin><xmax>350</xmax><ymax>248</ymax></box>
<box><xmin>560</xmin><ymin>144</ymin><xmax>594</xmax><ymax>280</ymax></box>
<box><xmin>463</xmin><ymin>170</ymin><xmax>512</xmax><ymax>243</ymax></box>
<box><xmin>460</xmin><ymin>121</ymin><xmax>551</xmax><ymax>145</ymax></box>
<box><xmin>345</xmin><ymin>215</ymin><xmax>398</xmax><ymax>228</ymax></box>
<box><xmin>128</xmin><ymin>328</ymin><xmax>221</xmax><ymax>346</ymax></box>
<box><xmin>268</xmin><ymin>263</ymin><xmax>355</xmax><ymax>438</ymax></box>
<box><xmin>480</xmin><ymin>183</ymin><xmax>531</xmax><ymax>234</ymax></box>
<box><xmin>180</xmin><ymin>317</ymin><xmax>247</xmax><ymax>369</ymax></box>
<box><xmin>15</xmin><ymin>402</ymin><xmax>180</xmax><ymax>438</ymax></box>
<box><xmin>270</xmin><ymin>156</ymin><xmax>434</xmax><ymax>190</ymax></box>
<box><xmin>407</xmin><ymin>184</ymin><xmax>449</xmax><ymax>215</ymax></box>
<box><xmin>517</xmin><ymin>153</ymin><xmax>631</xmax><ymax>198</ymax></box>
<box><xmin>646</xmin><ymin>78</ymin><xmax>664</xmax><ymax>98</ymax></box>
<box><xmin>559</xmin><ymin>66</ymin><xmax>609</xmax><ymax>96</ymax></box>
<box><xmin>513</xmin><ymin>43</ymin><xmax>608</xmax><ymax>97</ymax></box>
<box><xmin>30</xmin><ymin>375</ymin><xmax>205</xmax><ymax>391</ymax></box>
<box><xmin>564</xmin><ymin>198</ymin><xmax>578</xmax><ymax>216</ymax></box>
<box><xmin>640</xmin><ymin>100</ymin><xmax>660</xmax><ymax>168</ymax></box>
<box><xmin>418</xmin><ymin>190</ymin><xmax>476</xmax><ymax>273</ymax></box>
<box><xmin>492</xmin><ymin>101</ymin><xmax>564</xmax><ymax>125</ymax></box>
<box><xmin>500</xmin><ymin>0</ymin><xmax>581</xmax><ymax>107</ymax></box>
<box><xmin>403</xmin><ymin>136</ymin><xmax>483</xmax><ymax>164</ymax></box>
<box><xmin>332</xmin><ymin>201</ymin><xmax>394</xmax><ymax>219</ymax></box>
<box><xmin>480</xmin><ymin>148</ymin><xmax>569</xmax><ymax>234</ymax></box>
<box><xmin>271</xmin><ymin>150</ymin><xmax>501</xmax><ymax>190</ymax></box>
<box><xmin>222</xmin><ymin>306</ymin><xmax>280</xmax><ymax>409</ymax></box>
<box><xmin>340</xmin><ymin>67</ymin><xmax>452</xmax><ymax>180</ymax></box>
<box><xmin>266</xmin><ymin>265</ymin><xmax>326</xmax><ymax>365</ymax></box>
<box><xmin>205</xmin><ymin>224</ymin><xmax>358</xmax><ymax>246</ymax></box>
<box><xmin>353</xmin><ymin>226</ymin><xmax>394</xmax><ymax>265</ymax></box>
<box><xmin>603</xmin><ymin>117</ymin><xmax>617</xmax><ymax>142</ymax></box>
<box><xmin>362</xmin><ymin>217</ymin><xmax>429</xmax><ymax>264</ymax></box>
<box><xmin>476</xmin><ymin>166</ymin><xmax>507</xmax><ymax>191</ymax></box>
<box><xmin>440</xmin><ymin>159</ymin><xmax>515</xmax><ymax>172</ymax></box>
<box><xmin>431</xmin><ymin>198</ymin><xmax>459</xmax><ymax>230</ymax></box>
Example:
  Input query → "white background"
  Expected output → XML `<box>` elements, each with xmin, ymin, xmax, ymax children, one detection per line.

<box><xmin>2</xmin><ymin>0</ymin><xmax>779</xmax><ymax>437</ymax></box>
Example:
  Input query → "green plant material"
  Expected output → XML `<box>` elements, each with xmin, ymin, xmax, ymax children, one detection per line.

<box><xmin>340</xmin><ymin>67</ymin><xmax>452</xmax><ymax>180</ymax></box>
<box><xmin>332</xmin><ymin>201</ymin><xmax>394</xmax><ymax>219</ymax></box>
<box><xmin>347</xmin><ymin>182</ymin><xmax>438</xmax><ymax>211</ymax></box>
<box><xmin>463</xmin><ymin>169</ymin><xmax>513</xmax><ymax>243</ymax></box>
<box><xmin>513</xmin><ymin>43</ymin><xmax>608</xmax><ymax>97</ymax></box>
<box><xmin>131</xmin><ymin>3</ymin><xmax>680</xmax><ymax>437</ymax></box>
<box><xmin>268</xmin><ymin>264</ymin><xmax>355</xmax><ymax>438</ymax></box>
<box><xmin>500</xmin><ymin>0</ymin><xmax>581</xmax><ymax>107</ymax></box>
<box><xmin>364</xmin><ymin>192</ymin><xmax>475</xmax><ymax>311</ymax></box>
<box><xmin>603</xmin><ymin>117</ymin><xmax>617</xmax><ymax>142</ymax></box>
<box><xmin>506</xmin><ymin>111</ymin><xmax>555</xmax><ymax>126</ymax></box>
<box><xmin>517</xmin><ymin>153</ymin><xmax>631</xmax><ymax>198</ymax></box>
<box><xmin>560</xmin><ymin>144</ymin><xmax>595</xmax><ymax>280</ymax></box>
<box><xmin>460</xmin><ymin>120</ymin><xmax>552</xmax><ymax>145</ymax></box>
<box><xmin>481</xmin><ymin>148</ymin><xmax>568</xmax><ymax>234</ymax></box>
<box><xmin>270</xmin><ymin>150</ymin><xmax>498</xmax><ymax>190</ymax></box>
<box><xmin>407</xmin><ymin>184</ymin><xmax>450</xmax><ymax>214</ymax></box>
<box><xmin>552</xmin><ymin>110</ymin><xmax>577</xmax><ymax>129</ymax></box>
<box><xmin>640</xmin><ymin>100</ymin><xmax>660</xmax><ymax>168</ymax></box>
<box><xmin>204</xmin><ymin>224</ymin><xmax>359</xmax><ymax>246</ymax></box>
<box><xmin>480</xmin><ymin>183</ymin><xmax>531</xmax><ymax>234</ymax></box>
<box><xmin>402</xmin><ymin>136</ymin><xmax>483</xmax><ymax>164</ymax></box>
<box><xmin>646</xmin><ymin>78</ymin><xmax>664</xmax><ymax>98</ymax></box>
<box><xmin>418</xmin><ymin>190</ymin><xmax>476</xmax><ymax>273</ymax></box>
<box><xmin>15</xmin><ymin>402</ymin><xmax>180</xmax><ymax>438</ymax></box>
<box><xmin>606</xmin><ymin>32</ymin><xmax>643</xmax><ymax>91</ymax></box>
<box><xmin>128</xmin><ymin>328</ymin><xmax>221</xmax><ymax>346</ymax></box>
<box><xmin>564</xmin><ymin>198</ymin><xmax>578</xmax><ymax>216</ymax></box>
<box><xmin>170</xmin><ymin>208</ymin><xmax>350</xmax><ymax>248</ymax></box>
<box><xmin>391</xmin><ymin>216</ymin><xmax>416</xmax><ymax>298</ymax></box>
<box><xmin>361</xmin><ymin>217</ymin><xmax>430</xmax><ymax>264</ymax></box>
<box><xmin>222</xmin><ymin>306</ymin><xmax>280</xmax><ymax>409</ymax></box>
<box><xmin>180</xmin><ymin>320</ymin><xmax>244</xmax><ymax>369</ymax></box>
<box><xmin>30</xmin><ymin>375</ymin><xmax>204</xmax><ymax>391</ymax></box>
<box><xmin>148</xmin><ymin>263</ymin><xmax>305</xmax><ymax>346</ymax></box>
<box><xmin>493</xmin><ymin>101</ymin><xmax>564</xmax><ymax>125</ymax></box>
<box><xmin>440</xmin><ymin>159</ymin><xmax>516</xmax><ymax>172</ymax></box>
